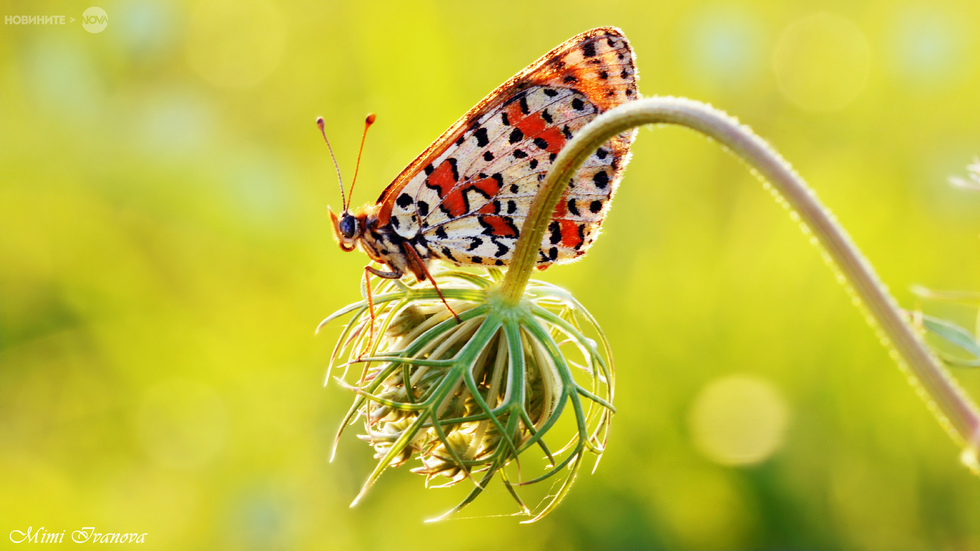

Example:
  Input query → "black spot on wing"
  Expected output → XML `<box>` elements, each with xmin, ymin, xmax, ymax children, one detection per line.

<box><xmin>582</xmin><ymin>42</ymin><xmax>597</xmax><ymax>57</ymax></box>
<box><xmin>593</xmin><ymin>170</ymin><xmax>609</xmax><ymax>189</ymax></box>
<box><xmin>509</xmin><ymin>128</ymin><xmax>524</xmax><ymax>144</ymax></box>
<box><xmin>548</xmin><ymin>221</ymin><xmax>561</xmax><ymax>244</ymax></box>
<box><xmin>474</xmin><ymin>127</ymin><xmax>489</xmax><ymax>147</ymax></box>
<box><xmin>418</xmin><ymin>200</ymin><xmax>429</xmax><ymax>217</ymax></box>
<box><xmin>449</xmin><ymin>158</ymin><xmax>459</xmax><ymax>181</ymax></box>
<box><xmin>492</xmin><ymin>238</ymin><xmax>509</xmax><ymax>258</ymax></box>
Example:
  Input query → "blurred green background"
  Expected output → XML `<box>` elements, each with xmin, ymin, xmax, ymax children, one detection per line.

<box><xmin>2</xmin><ymin>0</ymin><xmax>980</xmax><ymax>548</ymax></box>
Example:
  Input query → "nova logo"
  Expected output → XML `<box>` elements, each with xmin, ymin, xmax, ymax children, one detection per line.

<box><xmin>81</xmin><ymin>6</ymin><xmax>107</xmax><ymax>33</ymax></box>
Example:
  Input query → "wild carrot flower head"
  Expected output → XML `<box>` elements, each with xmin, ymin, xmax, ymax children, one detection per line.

<box><xmin>319</xmin><ymin>267</ymin><xmax>614</xmax><ymax>521</ymax></box>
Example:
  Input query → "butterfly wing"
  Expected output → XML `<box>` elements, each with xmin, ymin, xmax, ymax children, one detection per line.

<box><xmin>377</xmin><ymin>27</ymin><xmax>638</xmax><ymax>268</ymax></box>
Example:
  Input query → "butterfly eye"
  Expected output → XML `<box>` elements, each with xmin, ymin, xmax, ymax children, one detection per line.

<box><xmin>339</xmin><ymin>214</ymin><xmax>358</xmax><ymax>239</ymax></box>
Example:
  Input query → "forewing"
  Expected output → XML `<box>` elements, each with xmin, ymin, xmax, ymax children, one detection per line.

<box><xmin>379</xmin><ymin>27</ymin><xmax>638</xmax><ymax>267</ymax></box>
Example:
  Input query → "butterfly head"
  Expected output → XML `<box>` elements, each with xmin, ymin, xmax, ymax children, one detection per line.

<box><xmin>328</xmin><ymin>206</ymin><xmax>363</xmax><ymax>252</ymax></box>
<box><xmin>318</xmin><ymin>114</ymin><xmax>376</xmax><ymax>254</ymax></box>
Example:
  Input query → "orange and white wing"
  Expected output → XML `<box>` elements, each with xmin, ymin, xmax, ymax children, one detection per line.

<box><xmin>376</xmin><ymin>27</ymin><xmax>638</xmax><ymax>267</ymax></box>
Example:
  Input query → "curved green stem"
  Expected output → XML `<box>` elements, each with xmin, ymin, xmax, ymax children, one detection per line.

<box><xmin>501</xmin><ymin>96</ymin><xmax>980</xmax><ymax>465</ymax></box>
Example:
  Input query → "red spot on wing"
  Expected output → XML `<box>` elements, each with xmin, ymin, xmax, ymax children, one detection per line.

<box><xmin>505</xmin><ymin>102</ymin><xmax>565</xmax><ymax>154</ymax></box>
<box><xmin>442</xmin><ymin>189</ymin><xmax>467</xmax><ymax>217</ymax></box>
<box><xmin>536</xmin><ymin>126</ymin><xmax>566</xmax><ymax>153</ymax></box>
<box><xmin>481</xmin><ymin>215</ymin><xmax>518</xmax><ymax>238</ymax></box>
<box><xmin>514</xmin><ymin>112</ymin><xmax>547</xmax><ymax>138</ymax></box>
<box><xmin>429</xmin><ymin>160</ymin><xmax>457</xmax><ymax>197</ymax></box>
<box><xmin>444</xmin><ymin>176</ymin><xmax>503</xmax><ymax>218</ymax></box>
<box><xmin>505</xmin><ymin>102</ymin><xmax>525</xmax><ymax>126</ymax></box>
<box><xmin>472</xmin><ymin>176</ymin><xmax>502</xmax><ymax>197</ymax></box>
<box><xmin>559</xmin><ymin>219</ymin><xmax>583</xmax><ymax>249</ymax></box>
<box><xmin>551</xmin><ymin>192</ymin><xmax>569</xmax><ymax>218</ymax></box>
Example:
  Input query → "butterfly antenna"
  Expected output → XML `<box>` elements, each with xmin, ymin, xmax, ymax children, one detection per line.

<box><xmin>347</xmin><ymin>113</ymin><xmax>376</xmax><ymax>209</ymax></box>
<box><xmin>316</xmin><ymin>116</ymin><xmax>347</xmax><ymax>210</ymax></box>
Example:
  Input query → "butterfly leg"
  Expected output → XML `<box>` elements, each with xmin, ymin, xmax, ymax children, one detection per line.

<box><xmin>361</xmin><ymin>265</ymin><xmax>403</xmax><ymax>360</ymax></box>
<box><xmin>400</xmin><ymin>242</ymin><xmax>461</xmax><ymax>323</ymax></box>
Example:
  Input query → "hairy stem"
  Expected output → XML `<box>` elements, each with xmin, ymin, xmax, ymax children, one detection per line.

<box><xmin>501</xmin><ymin>96</ymin><xmax>980</xmax><ymax>463</ymax></box>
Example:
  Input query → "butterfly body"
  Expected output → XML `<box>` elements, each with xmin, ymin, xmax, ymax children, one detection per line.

<box><xmin>329</xmin><ymin>27</ymin><xmax>638</xmax><ymax>281</ymax></box>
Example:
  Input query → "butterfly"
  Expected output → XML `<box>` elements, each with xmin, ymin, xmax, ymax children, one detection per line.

<box><xmin>324</xmin><ymin>27</ymin><xmax>638</xmax><ymax>296</ymax></box>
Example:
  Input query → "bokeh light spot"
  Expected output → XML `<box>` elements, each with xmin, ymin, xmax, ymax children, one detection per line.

<box><xmin>185</xmin><ymin>0</ymin><xmax>286</xmax><ymax>89</ymax></box>
<box><xmin>113</xmin><ymin>1</ymin><xmax>178</xmax><ymax>59</ymax></box>
<box><xmin>225</xmin><ymin>149</ymin><xmax>291</xmax><ymax>225</ymax></box>
<box><xmin>24</xmin><ymin>38</ymin><xmax>103</xmax><ymax>119</ymax></box>
<box><xmin>689</xmin><ymin>375</ymin><xmax>790</xmax><ymax>466</ymax></box>
<box><xmin>139</xmin><ymin>91</ymin><xmax>212</xmax><ymax>157</ymax></box>
<box><xmin>136</xmin><ymin>379</ymin><xmax>228</xmax><ymax>469</ymax></box>
<box><xmin>773</xmin><ymin>13</ymin><xmax>871</xmax><ymax>111</ymax></box>
<box><xmin>683</xmin><ymin>6</ymin><xmax>765</xmax><ymax>89</ymax></box>
<box><xmin>887</xmin><ymin>7</ymin><xmax>971</xmax><ymax>90</ymax></box>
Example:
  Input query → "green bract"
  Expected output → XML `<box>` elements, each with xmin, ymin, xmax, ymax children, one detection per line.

<box><xmin>319</xmin><ymin>267</ymin><xmax>614</xmax><ymax>522</ymax></box>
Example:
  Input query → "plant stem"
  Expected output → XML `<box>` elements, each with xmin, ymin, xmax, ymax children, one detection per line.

<box><xmin>500</xmin><ymin>96</ymin><xmax>980</xmax><ymax>464</ymax></box>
